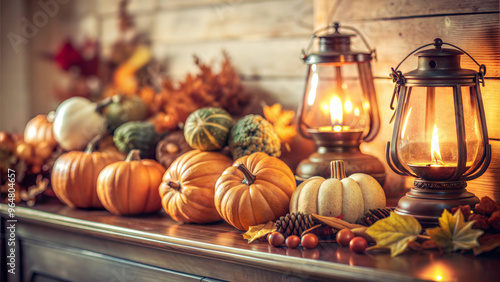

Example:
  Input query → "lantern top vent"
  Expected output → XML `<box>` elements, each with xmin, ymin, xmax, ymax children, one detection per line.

<box><xmin>302</xmin><ymin>22</ymin><xmax>374</xmax><ymax>65</ymax></box>
<box><xmin>393</xmin><ymin>38</ymin><xmax>483</xmax><ymax>86</ymax></box>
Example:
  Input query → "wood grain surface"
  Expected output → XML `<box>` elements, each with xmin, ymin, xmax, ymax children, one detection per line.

<box><xmin>1</xmin><ymin>201</ymin><xmax>499</xmax><ymax>282</ymax></box>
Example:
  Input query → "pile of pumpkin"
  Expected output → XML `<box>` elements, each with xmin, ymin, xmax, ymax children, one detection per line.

<box><xmin>40</xmin><ymin>99</ymin><xmax>386</xmax><ymax>232</ymax></box>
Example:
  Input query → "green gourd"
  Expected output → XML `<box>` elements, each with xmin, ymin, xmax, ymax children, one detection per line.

<box><xmin>113</xmin><ymin>121</ymin><xmax>159</xmax><ymax>159</ymax></box>
<box><xmin>229</xmin><ymin>114</ymin><xmax>281</xmax><ymax>160</ymax></box>
<box><xmin>105</xmin><ymin>95</ymin><xmax>148</xmax><ymax>132</ymax></box>
<box><xmin>184</xmin><ymin>107</ymin><xmax>233</xmax><ymax>151</ymax></box>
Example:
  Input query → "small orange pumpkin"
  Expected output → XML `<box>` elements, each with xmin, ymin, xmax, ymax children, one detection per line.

<box><xmin>51</xmin><ymin>140</ymin><xmax>121</xmax><ymax>208</ymax></box>
<box><xmin>24</xmin><ymin>113</ymin><xmax>57</xmax><ymax>147</ymax></box>
<box><xmin>97</xmin><ymin>150</ymin><xmax>165</xmax><ymax>215</ymax></box>
<box><xmin>215</xmin><ymin>152</ymin><xmax>296</xmax><ymax>231</ymax></box>
<box><xmin>159</xmin><ymin>150</ymin><xmax>232</xmax><ymax>224</ymax></box>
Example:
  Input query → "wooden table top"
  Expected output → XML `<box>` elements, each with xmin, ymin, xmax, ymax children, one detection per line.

<box><xmin>2</xmin><ymin>199</ymin><xmax>499</xmax><ymax>282</ymax></box>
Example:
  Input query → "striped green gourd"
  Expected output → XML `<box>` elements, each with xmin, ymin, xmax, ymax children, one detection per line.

<box><xmin>184</xmin><ymin>107</ymin><xmax>233</xmax><ymax>151</ymax></box>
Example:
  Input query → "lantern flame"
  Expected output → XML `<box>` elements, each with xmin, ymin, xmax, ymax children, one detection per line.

<box><xmin>330</xmin><ymin>96</ymin><xmax>343</xmax><ymax>126</ymax></box>
<box><xmin>431</xmin><ymin>124</ymin><xmax>444</xmax><ymax>165</ymax></box>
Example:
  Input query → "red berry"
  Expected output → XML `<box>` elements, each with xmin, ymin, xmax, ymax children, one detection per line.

<box><xmin>268</xmin><ymin>232</ymin><xmax>285</xmax><ymax>247</ymax></box>
<box><xmin>286</xmin><ymin>235</ymin><xmax>301</xmax><ymax>249</ymax></box>
<box><xmin>349</xmin><ymin>237</ymin><xmax>367</xmax><ymax>254</ymax></box>
<box><xmin>301</xmin><ymin>233</ymin><xmax>319</xmax><ymax>249</ymax></box>
<box><xmin>336</xmin><ymin>229</ymin><xmax>355</xmax><ymax>246</ymax></box>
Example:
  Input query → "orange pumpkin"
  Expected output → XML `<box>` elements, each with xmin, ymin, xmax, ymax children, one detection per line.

<box><xmin>159</xmin><ymin>150</ymin><xmax>232</xmax><ymax>224</ymax></box>
<box><xmin>97</xmin><ymin>150</ymin><xmax>165</xmax><ymax>215</ymax></box>
<box><xmin>51</xmin><ymin>141</ymin><xmax>121</xmax><ymax>208</ymax></box>
<box><xmin>215</xmin><ymin>152</ymin><xmax>296</xmax><ymax>231</ymax></box>
<box><xmin>24</xmin><ymin>113</ymin><xmax>57</xmax><ymax>147</ymax></box>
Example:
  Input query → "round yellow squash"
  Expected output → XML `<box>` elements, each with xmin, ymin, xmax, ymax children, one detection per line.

<box><xmin>290</xmin><ymin>160</ymin><xmax>386</xmax><ymax>223</ymax></box>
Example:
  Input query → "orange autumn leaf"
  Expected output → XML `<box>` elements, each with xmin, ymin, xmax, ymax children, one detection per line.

<box><xmin>263</xmin><ymin>103</ymin><xmax>282</xmax><ymax>123</ymax></box>
<box><xmin>263</xmin><ymin>103</ymin><xmax>297</xmax><ymax>144</ymax></box>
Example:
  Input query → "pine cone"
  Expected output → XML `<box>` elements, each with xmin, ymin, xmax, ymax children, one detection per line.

<box><xmin>358</xmin><ymin>208</ymin><xmax>393</xmax><ymax>227</ymax></box>
<box><xmin>275</xmin><ymin>212</ymin><xmax>316</xmax><ymax>237</ymax></box>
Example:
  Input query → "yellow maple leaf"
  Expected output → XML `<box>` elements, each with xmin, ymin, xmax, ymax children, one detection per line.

<box><xmin>263</xmin><ymin>103</ymin><xmax>297</xmax><ymax>144</ymax></box>
<box><xmin>365</xmin><ymin>212</ymin><xmax>422</xmax><ymax>257</ymax></box>
<box><xmin>242</xmin><ymin>221</ymin><xmax>276</xmax><ymax>243</ymax></box>
<box><xmin>274</xmin><ymin>110</ymin><xmax>295</xmax><ymax>126</ymax></box>
<box><xmin>263</xmin><ymin>103</ymin><xmax>282</xmax><ymax>123</ymax></box>
<box><xmin>427</xmin><ymin>209</ymin><xmax>483</xmax><ymax>252</ymax></box>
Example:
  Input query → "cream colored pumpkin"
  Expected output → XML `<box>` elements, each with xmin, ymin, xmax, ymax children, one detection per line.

<box><xmin>53</xmin><ymin>97</ymin><xmax>109</xmax><ymax>150</ymax></box>
<box><xmin>290</xmin><ymin>160</ymin><xmax>386</xmax><ymax>223</ymax></box>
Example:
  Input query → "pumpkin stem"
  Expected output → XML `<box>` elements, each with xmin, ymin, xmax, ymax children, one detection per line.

<box><xmin>167</xmin><ymin>181</ymin><xmax>181</xmax><ymax>190</ymax></box>
<box><xmin>330</xmin><ymin>160</ymin><xmax>347</xmax><ymax>179</ymax></box>
<box><xmin>47</xmin><ymin>111</ymin><xmax>56</xmax><ymax>123</ymax></box>
<box><xmin>166</xmin><ymin>143</ymin><xmax>179</xmax><ymax>154</ymax></box>
<box><xmin>85</xmin><ymin>135</ymin><xmax>102</xmax><ymax>153</ymax></box>
<box><xmin>95</xmin><ymin>97</ymin><xmax>113</xmax><ymax>113</ymax></box>
<box><xmin>237</xmin><ymin>164</ymin><xmax>256</xmax><ymax>185</ymax></box>
<box><xmin>125</xmin><ymin>150</ymin><xmax>141</xmax><ymax>161</ymax></box>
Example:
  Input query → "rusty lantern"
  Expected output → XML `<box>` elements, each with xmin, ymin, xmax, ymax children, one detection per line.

<box><xmin>296</xmin><ymin>22</ymin><xmax>385</xmax><ymax>185</ymax></box>
<box><xmin>387</xmin><ymin>38</ymin><xmax>491</xmax><ymax>226</ymax></box>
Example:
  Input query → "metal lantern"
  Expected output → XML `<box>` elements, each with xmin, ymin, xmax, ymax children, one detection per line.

<box><xmin>387</xmin><ymin>38</ymin><xmax>492</xmax><ymax>226</ymax></box>
<box><xmin>296</xmin><ymin>22</ymin><xmax>384</xmax><ymax>184</ymax></box>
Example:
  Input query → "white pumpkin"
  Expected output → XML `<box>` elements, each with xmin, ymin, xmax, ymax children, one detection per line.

<box><xmin>290</xmin><ymin>160</ymin><xmax>386</xmax><ymax>223</ymax></box>
<box><xmin>53</xmin><ymin>97</ymin><xmax>108</xmax><ymax>150</ymax></box>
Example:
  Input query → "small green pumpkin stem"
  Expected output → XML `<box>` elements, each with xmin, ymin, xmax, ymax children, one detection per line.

<box><xmin>330</xmin><ymin>160</ymin><xmax>347</xmax><ymax>180</ymax></box>
<box><xmin>168</xmin><ymin>181</ymin><xmax>181</xmax><ymax>191</ymax></box>
<box><xmin>95</xmin><ymin>97</ymin><xmax>113</xmax><ymax>113</ymax></box>
<box><xmin>125</xmin><ymin>150</ymin><xmax>141</xmax><ymax>161</ymax></box>
<box><xmin>85</xmin><ymin>135</ymin><xmax>102</xmax><ymax>153</ymax></box>
<box><xmin>237</xmin><ymin>164</ymin><xmax>256</xmax><ymax>185</ymax></box>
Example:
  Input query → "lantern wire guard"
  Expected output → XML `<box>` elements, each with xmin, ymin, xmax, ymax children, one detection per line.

<box><xmin>296</xmin><ymin>23</ymin><xmax>385</xmax><ymax>184</ymax></box>
<box><xmin>387</xmin><ymin>38</ymin><xmax>492</xmax><ymax>227</ymax></box>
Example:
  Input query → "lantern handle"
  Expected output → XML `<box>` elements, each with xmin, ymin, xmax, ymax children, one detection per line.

<box><xmin>338</xmin><ymin>23</ymin><xmax>377</xmax><ymax>60</ymax></box>
<box><xmin>391</xmin><ymin>39</ymin><xmax>487</xmax><ymax>85</ymax></box>
<box><xmin>301</xmin><ymin>22</ymin><xmax>376</xmax><ymax>60</ymax></box>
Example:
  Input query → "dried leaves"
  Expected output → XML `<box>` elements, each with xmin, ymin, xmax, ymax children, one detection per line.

<box><xmin>20</xmin><ymin>175</ymin><xmax>49</xmax><ymax>207</ymax></box>
<box><xmin>427</xmin><ymin>209</ymin><xmax>483</xmax><ymax>253</ymax></box>
<box><xmin>312</xmin><ymin>214</ymin><xmax>362</xmax><ymax>230</ymax></box>
<box><xmin>473</xmin><ymin>233</ymin><xmax>500</xmax><ymax>256</ymax></box>
<box><xmin>148</xmin><ymin>51</ymin><xmax>249</xmax><ymax>133</ymax></box>
<box><xmin>366</xmin><ymin>210</ymin><xmax>485</xmax><ymax>256</ymax></box>
<box><xmin>242</xmin><ymin>221</ymin><xmax>276</xmax><ymax>243</ymax></box>
<box><xmin>366</xmin><ymin>212</ymin><xmax>422</xmax><ymax>257</ymax></box>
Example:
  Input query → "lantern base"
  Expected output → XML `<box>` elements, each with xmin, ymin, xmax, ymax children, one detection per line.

<box><xmin>296</xmin><ymin>149</ymin><xmax>385</xmax><ymax>186</ymax></box>
<box><xmin>395</xmin><ymin>179</ymin><xmax>479</xmax><ymax>227</ymax></box>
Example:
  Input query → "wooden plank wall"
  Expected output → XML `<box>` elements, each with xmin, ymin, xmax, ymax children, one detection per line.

<box><xmin>24</xmin><ymin>0</ymin><xmax>314</xmax><ymax>116</ymax></box>
<box><xmin>314</xmin><ymin>0</ymin><xmax>500</xmax><ymax>201</ymax></box>
<box><xmin>96</xmin><ymin>0</ymin><xmax>313</xmax><ymax>111</ymax></box>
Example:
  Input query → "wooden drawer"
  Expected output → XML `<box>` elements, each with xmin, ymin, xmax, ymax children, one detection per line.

<box><xmin>20</xmin><ymin>239</ymin><xmax>203</xmax><ymax>282</ymax></box>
